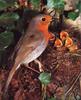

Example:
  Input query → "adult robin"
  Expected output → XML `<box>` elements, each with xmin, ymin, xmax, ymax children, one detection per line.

<box><xmin>3</xmin><ymin>14</ymin><xmax>53</xmax><ymax>98</ymax></box>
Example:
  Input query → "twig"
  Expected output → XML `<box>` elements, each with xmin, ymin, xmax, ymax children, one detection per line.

<box><xmin>65</xmin><ymin>72</ymin><xmax>81</xmax><ymax>96</ymax></box>
<box><xmin>26</xmin><ymin>65</ymin><xmax>40</xmax><ymax>74</ymax></box>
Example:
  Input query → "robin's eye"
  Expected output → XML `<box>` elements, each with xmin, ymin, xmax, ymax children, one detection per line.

<box><xmin>41</xmin><ymin>17</ymin><xmax>46</xmax><ymax>21</ymax></box>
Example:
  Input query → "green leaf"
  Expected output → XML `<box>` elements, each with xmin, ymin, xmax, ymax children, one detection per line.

<box><xmin>0</xmin><ymin>0</ymin><xmax>15</xmax><ymax>10</ymax></box>
<box><xmin>38</xmin><ymin>72</ymin><xmax>51</xmax><ymax>85</ymax></box>
<box><xmin>6</xmin><ymin>24</ymin><xmax>15</xmax><ymax>30</ymax></box>
<box><xmin>47</xmin><ymin>0</ymin><xmax>65</xmax><ymax>11</ymax></box>
<box><xmin>4</xmin><ymin>0</ymin><xmax>16</xmax><ymax>4</ymax></box>
<box><xmin>0</xmin><ymin>0</ymin><xmax>8</xmax><ymax>10</ymax></box>
<box><xmin>31</xmin><ymin>0</ymin><xmax>40</xmax><ymax>8</ymax></box>
<box><xmin>48</xmin><ymin>97</ymin><xmax>56</xmax><ymax>100</ymax></box>
<box><xmin>76</xmin><ymin>0</ymin><xmax>81</xmax><ymax>12</ymax></box>
<box><xmin>0</xmin><ymin>31</ymin><xmax>14</xmax><ymax>50</ymax></box>
<box><xmin>0</xmin><ymin>12</ymin><xmax>20</xmax><ymax>22</ymax></box>
<box><xmin>68</xmin><ymin>12</ymin><xmax>79</xmax><ymax>20</ymax></box>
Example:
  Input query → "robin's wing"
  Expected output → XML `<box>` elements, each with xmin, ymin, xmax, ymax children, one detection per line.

<box><xmin>13</xmin><ymin>30</ymin><xmax>47</xmax><ymax>66</ymax></box>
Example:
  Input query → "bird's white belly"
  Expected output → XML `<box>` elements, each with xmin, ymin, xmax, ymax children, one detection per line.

<box><xmin>23</xmin><ymin>39</ymin><xmax>47</xmax><ymax>64</ymax></box>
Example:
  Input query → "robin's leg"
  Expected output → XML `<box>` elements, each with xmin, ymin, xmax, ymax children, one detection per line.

<box><xmin>24</xmin><ymin>59</ymin><xmax>43</xmax><ymax>73</ymax></box>
<box><xmin>34</xmin><ymin>60</ymin><xmax>46</xmax><ymax>100</ymax></box>
<box><xmin>34</xmin><ymin>59</ymin><xmax>44</xmax><ymax>72</ymax></box>
<box><xmin>24</xmin><ymin>63</ymin><xmax>39</xmax><ymax>73</ymax></box>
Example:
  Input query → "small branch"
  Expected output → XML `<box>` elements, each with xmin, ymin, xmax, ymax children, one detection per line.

<box><xmin>65</xmin><ymin>72</ymin><xmax>81</xmax><ymax>96</ymax></box>
<box><xmin>25</xmin><ymin>64</ymin><xmax>40</xmax><ymax>74</ymax></box>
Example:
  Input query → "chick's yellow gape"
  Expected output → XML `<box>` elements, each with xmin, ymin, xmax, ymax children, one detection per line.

<box><xmin>3</xmin><ymin>14</ymin><xmax>52</xmax><ymax>99</ymax></box>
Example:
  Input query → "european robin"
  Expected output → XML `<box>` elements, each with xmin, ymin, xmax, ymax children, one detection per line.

<box><xmin>3</xmin><ymin>14</ymin><xmax>53</xmax><ymax>98</ymax></box>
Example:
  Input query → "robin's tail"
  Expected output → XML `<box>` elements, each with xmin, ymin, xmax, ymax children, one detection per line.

<box><xmin>2</xmin><ymin>64</ymin><xmax>20</xmax><ymax>100</ymax></box>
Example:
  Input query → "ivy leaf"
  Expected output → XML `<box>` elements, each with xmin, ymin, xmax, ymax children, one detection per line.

<box><xmin>6</xmin><ymin>24</ymin><xmax>15</xmax><ymax>30</ymax></box>
<box><xmin>48</xmin><ymin>97</ymin><xmax>56</xmax><ymax>100</ymax></box>
<box><xmin>76</xmin><ymin>0</ymin><xmax>81</xmax><ymax>13</ymax></box>
<box><xmin>4</xmin><ymin>0</ymin><xmax>16</xmax><ymax>3</ymax></box>
<box><xmin>0</xmin><ymin>12</ymin><xmax>20</xmax><ymax>22</ymax></box>
<box><xmin>0</xmin><ymin>31</ymin><xmax>14</xmax><ymax>50</ymax></box>
<box><xmin>0</xmin><ymin>0</ymin><xmax>15</xmax><ymax>10</ymax></box>
<box><xmin>47</xmin><ymin>0</ymin><xmax>65</xmax><ymax>11</ymax></box>
<box><xmin>31</xmin><ymin>0</ymin><xmax>40</xmax><ymax>8</ymax></box>
<box><xmin>68</xmin><ymin>12</ymin><xmax>79</xmax><ymax>20</ymax></box>
<box><xmin>38</xmin><ymin>72</ymin><xmax>51</xmax><ymax>85</ymax></box>
<box><xmin>0</xmin><ymin>0</ymin><xmax>8</xmax><ymax>10</ymax></box>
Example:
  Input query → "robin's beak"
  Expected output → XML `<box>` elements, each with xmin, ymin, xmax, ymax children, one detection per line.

<box><xmin>46</xmin><ymin>16</ymin><xmax>53</xmax><ymax>23</ymax></box>
<box><xmin>49</xmin><ymin>17</ymin><xmax>55</xmax><ymax>25</ymax></box>
<box><xmin>51</xmin><ymin>17</ymin><xmax>55</xmax><ymax>21</ymax></box>
<box><xmin>50</xmin><ymin>17</ymin><xmax>54</xmax><ymax>22</ymax></box>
